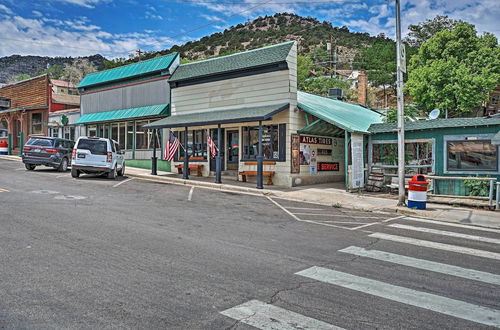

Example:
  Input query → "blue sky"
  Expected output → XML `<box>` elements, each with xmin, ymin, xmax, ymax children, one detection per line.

<box><xmin>0</xmin><ymin>0</ymin><xmax>497</xmax><ymax>58</ymax></box>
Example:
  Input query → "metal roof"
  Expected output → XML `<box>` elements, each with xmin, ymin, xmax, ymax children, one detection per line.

<box><xmin>77</xmin><ymin>53</ymin><xmax>179</xmax><ymax>89</ymax></box>
<box><xmin>75</xmin><ymin>104</ymin><xmax>169</xmax><ymax>124</ymax></box>
<box><xmin>144</xmin><ymin>103</ymin><xmax>289</xmax><ymax>129</ymax></box>
<box><xmin>297</xmin><ymin>91</ymin><xmax>383</xmax><ymax>133</ymax></box>
<box><xmin>297</xmin><ymin>120</ymin><xmax>345</xmax><ymax>137</ymax></box>
<box><xmin>169</xmin><ymin>41</ymin><xmax>295</xmax><ymax>83</ymax></box>
<box><xmin>368</xmin><ymin>117</ymin><xmax>500</xmax><ymax>134</ymax></box>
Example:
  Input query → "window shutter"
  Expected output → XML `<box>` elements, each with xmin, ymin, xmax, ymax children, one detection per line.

<box><xmin>278</xmin><ymin>124</ymin><xmax>286</xmax><ymax>161</ymax></box>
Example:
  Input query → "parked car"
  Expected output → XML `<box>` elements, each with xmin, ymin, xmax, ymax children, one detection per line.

<box><xmin>22</xmin><ymin>136</ymin><xmax>74</xmax><ymax>171</ymax></box>
<box><xmin>71</xmin><ymin>136</ymin><xmax>125</xmax><ymax>179</ymax></box>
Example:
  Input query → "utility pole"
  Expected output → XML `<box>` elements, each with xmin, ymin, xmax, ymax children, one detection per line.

<box><xmin>135</xmin><ymin>49</ymin><xmax>144</xmax><ymax>61</ymax></box>
<box><xmin>327</xmin><ymin>36</ymin><xmax>337</xmax><ymax>78</ymax></box>
<box><xmin>395</xmin><ymin>0</ymin><xmax>406</xmax><ymax>206</ymax></box>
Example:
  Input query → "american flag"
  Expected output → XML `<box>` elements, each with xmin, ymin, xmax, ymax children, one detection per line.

<box><xmin>207</xmin><ymin>133</ymin><xmax>217</xmax><ymax>158</ymax></box>
<box><xmin>164</xmin><ymin>131</ymin><xmax>180</xmax><ymax>161</ymax></box>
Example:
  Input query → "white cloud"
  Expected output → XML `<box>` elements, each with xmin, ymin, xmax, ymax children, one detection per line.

<box><xmin>56</xmin><ymin>0</ymin><xmax>106</xmax><ymax>8</ymax></box>
<box><xmin>32</xmin><ymin>10</ymin><xmax>43</xmax><ymax>17</ymax></box>
<box><xmin>145</xmin><ymin>11</ymin><xmax>163</xmax><ymax>20</ymax></box>
<box><xmin>0</xmin><ymin>4</ymin><xmax>13</xmax><ymax>15</ymax></box>
<box><xmin>200</xmin><ymin>14</ymin><xmax>224</xmax><ymax>22</ymax></box>
<box><xmin>0</xmin><ymin>14</ymin><xmax>178</xmax><ymax>58</ymax></box>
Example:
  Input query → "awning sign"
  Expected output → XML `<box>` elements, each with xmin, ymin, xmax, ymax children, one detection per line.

<box><xmin>300</xmin><ymin>135</ymin><xmax>332</xmax><ymax>145</ymax></box>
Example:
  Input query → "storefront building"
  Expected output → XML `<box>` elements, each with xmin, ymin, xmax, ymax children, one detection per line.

<box><xmin>368</xmin><ymin>117</ymin><xmax>500</xmax><ymax>194</ymax></box>
<box><xmin>0</xmin><ymin>75</ymin><xmax>80</xmax><ymax>153</ymax></box>
<box><xmin>76</xmin><ymin>53</ymin><xmax>179</xmax><ymax>169</ymax></box>
<box><xmin>47</xmin><ymin>79</ymin><xmax>81</xmax><ymax>141</ymax></box>
<box><xmin>146</xmin><ymin>41</ymin><xmax>383</xmax><ymax>188</ymax></box>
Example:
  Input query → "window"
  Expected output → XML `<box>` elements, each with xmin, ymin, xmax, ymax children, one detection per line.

<box><xmin>31</xmin><ymin>113</ymin><xmax>43</xmax><ymax>134</ymax></box>
<box><xmin>447</xmin><ymin>140</ymin><xmax>498</xmax><ymax>171</ymax></box>
<box><xmin>176</xmin><ymin>129</ymin><xmax>207</xmax><ymax>160</ymax></box>
<box><xmin>77</xmin><ymin>139</ymin><xmax>107</xmax><ymax>155</ymax></box>
<box><xmin>119</xmin><ymin>123</ymin><xmax>126</xmax><ymax>150</ymax></box>
<box><xmin>491</xmin><ymin>95</ymin><xmax>499</xmax><ymax>105</ymax></box>
<box><xmin>87</xmin><ymin>125</ymin><xmax>97</xmax><ymax>137</ymax></box>
<box><xmin>127</xmin><ymin>122</ymin><xmax>134</xmax><ymax>150</ymax></box>
<box><xmin>26</xmin><ymin>138</ymin><xmax>54</xmax><ymax>147</ymax></box>
<box><xmin>371</xmin><ymin>140</ymin><xmax>433</xmax><ymax>174</ymax></box>
<box><xmin>242</xmin><ymin>125</ymin><xmax>285</xmax><ymax>161</ymax></box>
<box><xmin>111</xmin><ymin>123</ymin><xmax>118</xmax><ymax>142</ymax></box>
<box><xmin>136</xmin><ymin>120</ymin><xmax>152</xmax><ymax>150</ymax></box>
<box><xmin>64</xmin><ymin>126</ymin><xmax>75</xmax><ymax>141</ymax></box>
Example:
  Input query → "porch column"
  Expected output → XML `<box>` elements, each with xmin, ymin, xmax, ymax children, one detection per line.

<box><xmin>344</xmin><ymin>130</ymin><xmax>350</xmax><ymax>191</ymax></box>
<box><xmin>215</xmin><ymin>124</ymin><xmax>222</xmax><ymax>184</ymax></box>
<box><xmin>183</xmin><ymin>126</ymin><xmax>189</xmax><ymax>180</ymax></box>
<box><xmin>151</xmin><ymin>129</ymin><xmax>158</xmax><ymax>175</ymax></box>
<box><xmin>256</xmin><ymin>121</ymin><xmax>263</xmax><ymax>189</ymax></box>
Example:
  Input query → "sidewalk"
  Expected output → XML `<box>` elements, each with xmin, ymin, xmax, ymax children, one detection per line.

<box><xmin>124</xmin><ymin>166</ymin><xmax>500</xmax><ymax>229</ymax></box>
<box><xmin>2</xmin><ymin>154</ymin><xmax>498</xmax><ymax>229</ymax></box>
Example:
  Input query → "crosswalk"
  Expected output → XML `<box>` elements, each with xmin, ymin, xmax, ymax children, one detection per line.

<box><xmin>220</xmin><ymin>216</ymin><xmax>500</xmax><ymax>329</ymax></box>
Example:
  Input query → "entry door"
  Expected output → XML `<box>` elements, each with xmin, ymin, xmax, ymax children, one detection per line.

<box><xmin>209</xmin><ymin>128</ymin><xmax>225</xmax><ymax>171</ymax></box>
<box><xmin>226</xmin><ymin>130</ymin><xmax>239</xmax><ymax>170</ymax></box>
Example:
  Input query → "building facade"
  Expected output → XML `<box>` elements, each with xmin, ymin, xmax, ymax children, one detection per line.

<box><xmin>76</xmin><ymin>53</ymin><xmax>179</xmax><ymax>169</ymax></box>
<box><xmin>146</xmin><ymin>42</ymin><xmax>382</xmax><ymax>188</ymax></box>
<box><xmin>0</xmin><ymin>75</ymin><xmax>80</xmax><ymax>153</ymax></box>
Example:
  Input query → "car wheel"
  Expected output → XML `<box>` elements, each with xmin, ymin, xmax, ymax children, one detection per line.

<box><xmin>107</xmin><ymin>166</ymin><xmax>117</xmax><ymax>179</ymax></box>
<box><xmin>58</xmin><ymin>158</ymin><xmax>68</xmax><ymax>172</ymax></box>
<box><xmin>25</xmin><ymin>164</ymin><xmax>36</xmax><ymax>171</ymax></box>
<box><xmin>117</xmin><ymin>163</ymin><xmax>125</xmax><ymax>176</ymax></box>
<box><xmin>71</xmin><ymin>167</ymin><xmax>80</xmax><ymax>178</ymax></box>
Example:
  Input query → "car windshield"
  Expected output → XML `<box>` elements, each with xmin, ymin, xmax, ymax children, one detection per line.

<box><xmin>26</xmin><ymin>138</ymin><xmax>54</xmax><ymax>147</ymax></box>
<box><xmin>77</xmin><ymin>139</ymin><xmax>107</xmax><ymax>155</ymax></box>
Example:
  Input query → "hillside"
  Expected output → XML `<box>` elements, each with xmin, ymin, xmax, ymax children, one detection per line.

<box><xmin>105</xmin><ymin>13</ymin><xmax>394</xmax><ymax>70</ymax></box>
<box><xmin>0</xmin><ymin>54</ymin><xmax>106</xmax><ymax>84</ymax></box>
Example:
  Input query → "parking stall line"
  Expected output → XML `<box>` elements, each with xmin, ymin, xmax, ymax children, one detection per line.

<box><xmin>112</xmin><ymin>178</ymin><xmax>134</xmax><ymax>188</ymax></box>
<box><xmin>291</xmin><ymin>212</ymin><xmax>382</xmax><ymax>219</ymax></box>
<box><xmin>285</xmin><ymin>207</ymin><xmax>326</xmax><ymax>211</ymax></box>
<box><xmin>339</xmin><ymin>246</ymin><xmax>500</xmax><ymax>286</ymax></box>
<box><xmin>388</xmin><ymin>223</ymin><xmax>500</xmax><ymax>245</ymax></box>
<box><xmin>220</xmin><ymin>299</ymin><xmax>343</xmax><ymax>330</ymax></box>
<box><xmin>369</xmin><ymin>233</ymin><xmax>500</xmax><ymax>260</ymax></box>
<box><xmin>188</xmin><ymin>186</ymin><xmax>194</xmax><ymax>201</ymax></box>
<box><xmin>296</xmin><ymin>266</ymin><xmax>500</xmax><ymax>328</ymax></box>
<box><xmin>0</xmin><ymin>188</ymin><xmax>9</xmax><ymax>192</ymax></box>
<box><xmin>404</xmin><ymin>217</ymin><xmax>500</xmax><ymax>234</ymax></box>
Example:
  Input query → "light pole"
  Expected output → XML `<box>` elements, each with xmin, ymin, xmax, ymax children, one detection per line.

<box><xmin>395</xmin><ymin>0</ymin><xmax>406</xmax><ymax>206</ymax></box>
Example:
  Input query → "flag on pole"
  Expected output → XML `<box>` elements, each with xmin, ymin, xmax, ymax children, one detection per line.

<box><xmin>207</xmin><ymin>132</ymin><xmax>217</xmax><ymax>158</ymax></box>
<box><xmin>164</xmin><ymin>131</ymin><xmax>180</xmax><ymax>161</ymax></box>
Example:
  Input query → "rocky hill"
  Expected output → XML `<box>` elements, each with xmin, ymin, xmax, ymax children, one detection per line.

<box><xmin>0</xmin><ymin>54</ymin><xmax>106</xmax><ymax>83</ymax></box>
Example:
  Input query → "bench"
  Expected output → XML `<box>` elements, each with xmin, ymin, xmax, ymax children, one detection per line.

<box><xmin>239</xmin><ymin>161</ymin><xmax>276</xmax><ymax>185</ymax></box>
<box><xmin>175</xmin><ymin>163</ymin><xmax>204</xmax><ymax>177</ymax></box>
<box><xmin>386</xmin><ymin>176</ymin><xmax>411</xmax><ymax>193</ymax></box>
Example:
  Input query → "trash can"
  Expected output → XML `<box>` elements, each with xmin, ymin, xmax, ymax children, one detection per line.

<box><xmin>0</xmin><ymin>139</ymin><xmax>7</xmax><ymax>155</ymax></box>
<box><xmin>408</xmin><ymin>174</ymin><xmax>429</xmax><ymax>210</ymax></box>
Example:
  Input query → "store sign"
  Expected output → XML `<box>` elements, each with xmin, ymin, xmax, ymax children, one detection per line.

<box><xmin>300</xmin><ymin>135</ymin><xmax>332</xmax><ymax>145</ymax></box>
<box><xmin>317</xmin><ymin>162</ymin><xmax>339</xmax><ymax>171</ymax></box>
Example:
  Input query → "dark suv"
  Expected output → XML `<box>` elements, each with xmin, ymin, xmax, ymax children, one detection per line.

<box><xmin>22</xmin><ymin>136</ymin><xmax>74</xmax><ymax>171</ymax></box>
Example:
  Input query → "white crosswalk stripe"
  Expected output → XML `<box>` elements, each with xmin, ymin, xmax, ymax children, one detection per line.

<box><xmin>388</xmin><ymin>223</ymin><xmax>500</xmax><ymax>245</ymax></box>
<box><xmin>220</xmin><ymin>299</ymin><xmax>343</xmax><ymax>330</ymax></box>
<box><xmin>296</xmin><ymin>266</ymin><xmax>500</xmax><ymax>328</ymax></box>
<box><xmin>339</xmin><ymin>246</ymin><xmax>500</xmax><ymax>286</ymax></box>
<box><xmin>404</xmin><ymin>217</ymin><xmax>500</xmax><ymax>234</ymax></box>
<box><xmin>369</xmin><ymin>232</ymin><xmax>500</xmax><ymax>260</ymax></box>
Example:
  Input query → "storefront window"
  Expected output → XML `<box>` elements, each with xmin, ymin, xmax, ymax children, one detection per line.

<box><xmin>64</xmin><ymin>126</ymin><xmax>75</xmax><ymax>140</ymax></box>
<box><xmin>31</xmin><ymin>113</ymin><xmax>43</xmax><ymax>134</ymax></box>
<box><xmin>447</xmin><ymin>140</ymin><xmax>498</xmax><ymax>171</ymax></box>
<box><xmin>87</xmin><ymin>125</ymin><xmax>97</xmax><ymax>137</ymax></box>
<box><xmin>127</xmin><ymin>122</ymin><xmax>134</xmax><ymax>150</ymax></box>
<box><xmin>242</xmin><ymin>125</ymin><xmax>283</xmax><ymax>160</ymax></box>
<box><xmin>372</xmin><ymin>141</ymin><xmax>433</xmax><ymax>174</ymax></box>
<box><xmin>136</xmin><ymin>120</ymin><xmax>152</xmax><ymax>150</ymax></box>
<box><xmin>119</xmin><ymin>123</ymin><xmax>126</xmax><ymax>150</ymax></box>
<box><xmin>111</xmin><ymin>123</ymin><xmax>118</xmax><ymax>142</ymax></box>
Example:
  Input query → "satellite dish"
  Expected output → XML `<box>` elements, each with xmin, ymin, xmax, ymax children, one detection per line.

<box><xmin>428</xmin><ymin>109</ymin><xmax>440</xmax><ymax>120</ymax></box>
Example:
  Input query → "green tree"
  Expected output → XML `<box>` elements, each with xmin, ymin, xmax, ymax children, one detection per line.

<box><xmin>405</xmin><ymin>23</ymin><xmax>500</xmax><ymax>117</ymax></box>
<box><xmin>405</xmin><ymin>15</ymin><xmax>462</xmax><ymax>47</ymax></box>
<box><xmin>297</xmin><ymin>55</ymin><xmax>313</xmax><ymax>90</ymax></box>
<box><xmin>300</xmin><ymin>76</ymin><xmax>350</xmax><ymax>97</ymax></box>
<box><xmin>37</xmin><ymin>64</ymin><xmax>65</xmax><ymax>79</ymax></box>
<box><xmin>14</xmin><ymin>74</ymin><xmax>31</xmax><ymax>81</ymax></box>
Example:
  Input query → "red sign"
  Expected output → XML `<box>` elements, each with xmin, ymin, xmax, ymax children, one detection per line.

<box><xmin>317</xmin><ymin>162</ymin><xmax>339</xmax><ymax>171</ymax></box>
<box><xmin>300</xmin><ymin>135</ymin><xmax>332</xmax><ymax>145</ymax></box>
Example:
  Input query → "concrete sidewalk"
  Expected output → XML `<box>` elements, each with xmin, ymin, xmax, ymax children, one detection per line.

<box><xmin>2</xmin><ymin>155</ymin><xmax>498</xmax><ymax>229</ymax></box>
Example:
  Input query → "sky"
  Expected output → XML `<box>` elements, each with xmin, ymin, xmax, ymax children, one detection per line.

<box><xmin>0</xmin><ymin>0</ymin><xmax>498</xmax><ymax>59</ymax></box>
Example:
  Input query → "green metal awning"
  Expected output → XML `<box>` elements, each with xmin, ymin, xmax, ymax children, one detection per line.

<box><xmin>297</xmin><ymin>119</ymin><xmax>345</xmax><ymax>137</ymax></box>
<box><xmin>144</xmin><ymin>103</ymin><xmax>289</xmax><ymax>129</ymax></box>
<box><xmin>75</xmin><ymin>103</ymin><xmax>169</xmax><ymax>124</ymax></box>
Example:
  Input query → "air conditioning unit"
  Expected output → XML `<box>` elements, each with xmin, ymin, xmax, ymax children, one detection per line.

<box><xmin>0</xmin><ymin>98</ymin><xmax>10</xmax><ymax>110</ymax></box>
<box><xmin>328</xmin><ymin>88</ymin><xmax>343</xmax><ymax>99</ymax></box>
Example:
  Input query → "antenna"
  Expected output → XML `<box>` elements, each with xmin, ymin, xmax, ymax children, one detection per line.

<box><xmin>428</xmin><ymin>109</ymin><xmax>440</xmax><ymax>120</ymax></box>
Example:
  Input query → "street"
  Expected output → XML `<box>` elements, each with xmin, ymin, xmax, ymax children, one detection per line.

<box><xmin>0</xmin><ymin>158</ymin><xmax>499</xmax><ymax>329</ymax></box>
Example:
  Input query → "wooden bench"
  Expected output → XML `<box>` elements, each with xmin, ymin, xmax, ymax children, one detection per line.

<box><xmin>386</xmin><ymin>176</ymin><xmax>411</xmax><ymax>193</ymax></box>
<box><xmin>175</xmin><ymin>157</ymin><xmax>203</xmax><ymax>176</ymax></box>
<box><xmin>239</xmin><ymin>161</ymin><xmax>276</xmax><ymax>185</ymax></box>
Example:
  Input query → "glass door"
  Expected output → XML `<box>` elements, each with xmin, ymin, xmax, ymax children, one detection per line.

<box><xmin>226</xmin><ymin>130</ymin><xmax>239</xmax><ymax>170</ymax></box>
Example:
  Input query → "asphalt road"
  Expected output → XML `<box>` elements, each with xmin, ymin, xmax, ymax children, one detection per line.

<box><xmin>0</xmin><ymin>158</ymin><xmax>499</xmax><ymax>330</ymax></box>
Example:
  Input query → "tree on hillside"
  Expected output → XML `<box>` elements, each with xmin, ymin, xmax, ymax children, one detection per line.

<box><xmin>405</xmin><ymin>22</ymin><xmax>500</xmax><ymax>117</ymax></box>
<box><xmin>300</xmin><ymin>76</ymin><xmax>351</xmax><ymax>97</ymax></box>
<box><xmin>405</xmin><ymin>15</ymin><xmax>462</xmax><ymax>47</ymax></box>
<box><xmin>62</xmin><ymin>59</ymin><xmax>97</xmax><ymax>86</ymax></box>
<box><xmin>297</xmin><ymin>55</ymin><xmax>313</xmax><ymax>90</ymax></box>
<box><xmin>355</xmin><ymin>40</ymin><xmax>396</xmax><ymax>108</ymax></box>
